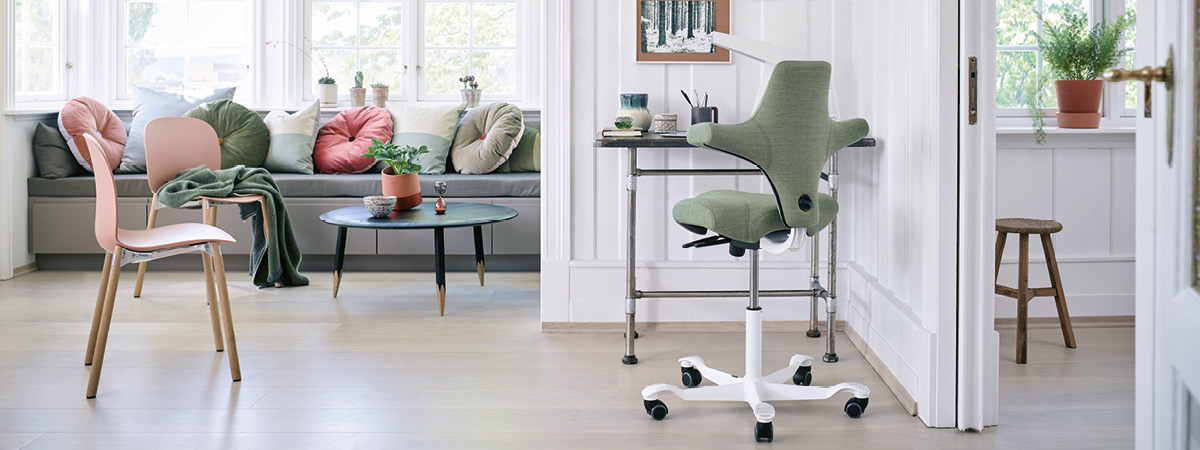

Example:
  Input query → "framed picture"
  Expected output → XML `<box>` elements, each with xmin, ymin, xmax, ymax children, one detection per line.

<box><xmin>636</xmin><ymin>0</ymin><xmax>731</xmax><ymax>63</ymax></box>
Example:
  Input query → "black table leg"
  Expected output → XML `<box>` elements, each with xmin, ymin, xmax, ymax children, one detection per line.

<box><xmin>473</xmin><ymin>226</ymin><xmax>485</xmax><ymax>286</ymax></box>
<box><xmin>434</xmin><ymin>228</ymin><xmax>446</xmax><ymax>316</ymax></box>
<box><xmin>333</xmin><ymin>226</ymin><xmax>347</xmax><ymax>298</ymax></box>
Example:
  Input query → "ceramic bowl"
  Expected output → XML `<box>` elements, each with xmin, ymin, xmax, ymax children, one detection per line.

<box><xmin>364</xmin><ymin>196</ymin><xmax>397</xmax><ymax>218</ymax></box>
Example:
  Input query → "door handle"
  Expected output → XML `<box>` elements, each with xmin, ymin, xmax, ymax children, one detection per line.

<box><xmin>1104</xmin><ymin>46</ymin><xmax>1175</xmax><ymax>165</ymax></box>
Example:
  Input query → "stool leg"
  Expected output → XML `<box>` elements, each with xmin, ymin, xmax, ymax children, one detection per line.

<box><xmin>995</xmin><ymin>232</ymin><xmax>1008</xmax><ymax>282</ymax></box>
<box><xmin>1016</xmin><ymin>234</ymin><xmax>1029</xmax><ymax>364</ymax></box>
<box><xmin>1041</xmin><ymin>233</ymin><xmax>1076</xmax><ymax>349</ymax></box>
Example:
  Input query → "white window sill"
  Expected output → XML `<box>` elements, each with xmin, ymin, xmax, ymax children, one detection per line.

<box><xmin>996</xmin><ymin>125</ymin><xmax>1136</xmax><ymax>135</ymax></box>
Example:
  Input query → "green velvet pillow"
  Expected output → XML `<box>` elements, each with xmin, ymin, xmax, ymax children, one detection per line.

<box><xmin>184</xmin><ymin>99</ymin><xmax>270</xmax><ymax>169</ymax></box>
<box><xmin>495</xmin><ymin>126</ymin><xmax>540</xmax><ymax>173</ymax></box>
<box><xmin>33</xmin><ymin>123</ymin><xmax>86</xmax><ymax>179</ymax></box>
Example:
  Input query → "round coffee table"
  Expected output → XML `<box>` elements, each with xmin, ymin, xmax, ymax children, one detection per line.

<box><xmin>318</xmin><ymin>202</ymin><xmax>518</xmax><ymax>315</ymax></box>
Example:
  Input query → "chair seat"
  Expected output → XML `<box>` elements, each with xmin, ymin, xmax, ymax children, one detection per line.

<box><xmin>197</xmin><ymin>194</ymin><xmax>264</xmax><ymax>204</ymax></box>
<box><xmin>996</xmin><ymin>218</ymin><xmax>1062</xmax><ymax>234</ymax></box>
<box><xmin>117</xmin><ymin>223</ymin><xmax>235</xmax><ymax>252</ymax></box>
<box><xmin>672</xmin><ymin>190</ymin><xmax>787</xmax><ymax>244</ymax></box>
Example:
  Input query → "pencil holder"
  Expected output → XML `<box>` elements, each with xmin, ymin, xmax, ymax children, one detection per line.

<box><xmin>691</xmin><ymin>106</ymin><xmax>718</xmax><ymax>125</ymax></box>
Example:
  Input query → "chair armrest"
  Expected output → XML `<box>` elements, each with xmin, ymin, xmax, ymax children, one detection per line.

<box><xmin>686</xmin><ymin>122</ymin><xmax>769</xmax><ymax>163</ymax></box>
<box><xmin>828</xmin><ymin>118</ymin><xmax>869</xmax><ymax>157</ymax></box>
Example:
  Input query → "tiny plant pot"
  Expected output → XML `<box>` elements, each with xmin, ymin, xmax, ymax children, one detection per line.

<box><xmin>317</xmin><ymin>83</ymin><xmax>339</xmax><ymax>108</ymax></box>
<box><xmin>373</xmin><ymin>88</ymin><xmax>389</xmax><ymax>108</ymax></box>
<box><xmin>381</xmin><ymin>166</ymin><xmax>421</xmax><ymax>211</ymax></box>
<box><xmin>1054</xmin><ymin>80</ymin><xmax>1103</xmax><ymax>129</ymax></box>
<box><xmin>461</xmin><ymin>88</ymin><xmax>482</xmax><ymax>108</ymax></box>
<box><xmin>349</xmin><ymin>87</ymin><xmax>367</xmax><ymax>107</ymax></box>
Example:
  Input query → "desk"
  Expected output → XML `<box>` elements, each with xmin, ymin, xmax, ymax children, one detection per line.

<box><xmin>594</xmin><ymin>133</ymin><xmax>877</xmax><ymax>365</ymax></box>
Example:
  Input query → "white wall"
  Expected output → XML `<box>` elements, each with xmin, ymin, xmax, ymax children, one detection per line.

<box><xmin>995</xmin><ymin>130</ymin><xmax>1136</xmax><ymax>319</ymax></box>
<box><xmin>542</xmin><ymin>0</ymin><xmax>960</xmax><ymax>427</ymax></box>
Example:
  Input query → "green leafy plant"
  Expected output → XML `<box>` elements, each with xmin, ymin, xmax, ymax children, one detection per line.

<box><xmin>362</xmin><ymin>139</ymin><xmax>428</xmax><ymax>175</ymax></box>
<box><xmin>371</xmin><ymin>83</ymin><xmax>389</xmax><ymax>89</ymax></box>
<box><xmin>354</xmin><ymin>71</ymin><xmax>364</xmax><ymax>88</ymax></box>
<box><xmin>1037</xmin><ymin>10</ymin><xmax>1134</xmax><ymax>80</ymax></box>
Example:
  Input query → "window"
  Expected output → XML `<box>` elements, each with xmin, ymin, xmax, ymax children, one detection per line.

<box><xmin>422</xmin><ymin>0</ymin><xmax>517</xmax><ymax>99</ymax></box>
<box><xmin>995</xmin><ymin>0</ymin><xmax>1135</xmax><ymax>118</ymax></box>
<box><xmin>14</xmin><ymin>0</ymin><xmax>65</xmax><ymax>101</ymax></box>
<box><xmin>306</xmin><ymin>0</ymin><xmax>522</xmax><ymax>103</ymax></box>
<box><xmin>121</xmin><ymin>0</ymin><xmax>251</xmax><ymax>100</ymax></box>
<box><xmin>311</xmin><ymin>1</ymin><xmax>406</xmax><ymax>96</ymax></box>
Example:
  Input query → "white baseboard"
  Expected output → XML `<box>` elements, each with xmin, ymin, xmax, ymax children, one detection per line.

<box><xmin>994</xmin><ymin>315</ymin><xmax>1133</xmax><ymax>329</ymax></box>
<box><xmin>845</xmin><ymin>323</ymin><xmax>917</xmax><ymax>416</ymax></box>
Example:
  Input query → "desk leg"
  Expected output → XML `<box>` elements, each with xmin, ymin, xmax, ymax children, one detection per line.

<box><xmin>474</xmin><ymin>226</ymin><xmax>485</xmax><ymax>286</ymax></box>
<box><xmin>824</xmin><ymin>154</ymin><xmax>840</xmax><ymax>363</ymax></box>
<box><xmin>623</xmin><ymin>147</ymin><xmax>639</xmax><ymax>365</ymax></box>
<box><xmin>808</xmin><ymin>228</ymin><xmax>822</xmax><ymax>338</ymax></box>
<box><xmin>332</xmin><ymin>226</ymin><xmax>347</xmax><ymax>298</ymax></box>
<box><xmin>435</xmin><ymin>228</ymin><xmax>447</xmax><ymax>316</ymax></box>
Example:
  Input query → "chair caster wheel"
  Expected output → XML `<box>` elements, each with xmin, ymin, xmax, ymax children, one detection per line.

<box><xmin>844</xmin><ymin>397</ymin><xmax>868</xmax><ymax>418</ymax></box>
<box><xmin>792</xmin><ymin>365</ymin><xmax>812</xmax><ymax>386</ymax></box>
<box><xmin>754</xmin><ymin>421</ymin><xmax>773</xmax><ymax>443</ymax></box>
<box><xmin>644</xmin><ymin>399</ymin><xmax>668</xmax><ymax>420</ymax></box>
<box><xmin>681</xmin><ymin>366</ymin><xmax>702</xmax><ymax>387</ymax></box>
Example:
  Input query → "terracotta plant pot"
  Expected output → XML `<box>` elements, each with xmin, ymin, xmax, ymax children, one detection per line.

<box><xmin>381</xmin><ymin>167</ymin><xmax>421</xmax><ymax>210</ymax></box>
<box><xmin>1054</xmin><ymin>80</ymin><xmax>1103</xmax><ymax>129</ymax></box>
<box><xmin>372</xmin><ymin>88</ymin><xmax>389</xmax><ymax>108</ymax></box>
<box><xmin>349</xmin><ymin>87</ymin><xmax>366</xmax><ymax>107</ymax></box>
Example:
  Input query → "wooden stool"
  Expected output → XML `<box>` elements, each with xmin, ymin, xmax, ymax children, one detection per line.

<box><xmin>994</xmin><ymin>218</ymin><xmax>1076</xmax><ymax>364</ymax></box>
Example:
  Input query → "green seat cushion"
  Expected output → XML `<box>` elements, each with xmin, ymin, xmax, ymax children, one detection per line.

<box><xmin>450</xmin><ymin>103</ymin><xmax>525</xmax><ymax>174</ymax></box>
<box><xmin>673</xmin><ymin>190</ymin><xmax>838</xmax><ymax>243</ymax></box>
<box><xmin>184</xmin><ymin>99</ymin><xmax>270</xmax><ymax>169</ymax></box>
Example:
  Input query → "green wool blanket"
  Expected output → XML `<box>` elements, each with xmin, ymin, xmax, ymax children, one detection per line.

<box><xmin>158</xmin><ymin>165</ymin><xmax>309</xmax><ymax>288</ymax></box>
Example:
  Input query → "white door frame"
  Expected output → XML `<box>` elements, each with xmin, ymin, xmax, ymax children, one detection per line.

<box><xmin>958</xmin><ymin>0</ymin><xmax>1001</xmax><ymax>431</ymax></box>
<box><xmin>1132</xmin><ymin>0</ymin><xmax>1156</xmax><ymax>446</ymax></box>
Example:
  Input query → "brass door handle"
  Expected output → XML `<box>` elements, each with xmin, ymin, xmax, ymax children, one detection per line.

<box><xmin>1104</xmin><ymin>46</ymin><xmax>1176</xmax><ymax>166</ymax></box>
<box><xmin>1103</xmin><ymin>65</ymin><xmax>1172</xmax><ymax>85</ymax></box>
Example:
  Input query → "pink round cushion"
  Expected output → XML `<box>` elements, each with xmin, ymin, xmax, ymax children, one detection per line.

<box><xmin>57</xmin><ymin>96</ymin><xmax>127</xmax><ymax>173</ymax></box>
<box><xmin>313</xmin><ymin>106</ymin><xmax>393</xmax><ymax>174</ymax></box>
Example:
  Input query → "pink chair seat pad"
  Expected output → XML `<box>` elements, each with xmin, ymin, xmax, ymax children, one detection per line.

<box><xmin>58</xmin><ymin>97</ymin><xmax>127</xmax><ymax>172</ymax></box>
<box><xmin>313</xmin><ymin>106</ymin><xmax>393</xmax><ymax>174</ymax></box>
<box><xmin>117</xmin><ymin>223</ymin><xmax>235</xmax><ymax>253</ymax></box>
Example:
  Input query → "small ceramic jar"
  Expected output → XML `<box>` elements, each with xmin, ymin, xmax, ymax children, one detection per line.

<box><xmin>651</xmin><ymin>114</ymin><xmax>678</xmax><ymax>133</ymax></box>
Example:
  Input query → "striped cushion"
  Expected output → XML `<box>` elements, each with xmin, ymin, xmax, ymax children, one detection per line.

<box><xmin>386</xmin><ymin>103</ymin><xmax>465</xmax><ymax>174</ymax></box>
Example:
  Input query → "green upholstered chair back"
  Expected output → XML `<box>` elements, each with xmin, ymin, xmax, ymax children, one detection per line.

<box><xmin>685</xmin><ymin>61</ymin><xmax>868</xmax><ymax>231</ymax></box>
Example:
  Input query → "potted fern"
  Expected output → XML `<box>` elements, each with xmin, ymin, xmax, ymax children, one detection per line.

<box><xmin>350</xmin><ymin>71</ymin><xmax>366</xmax><ymax>107</ymax></box>
<box><xmin>1034</xmin><ymin>10</ymin><xmax>1134</xmax><ymax>129</ymax></box>
<box><xmin>362</xmin><ymin>139</ymin><xmax>429</xmax><ymax>210</ymax></box>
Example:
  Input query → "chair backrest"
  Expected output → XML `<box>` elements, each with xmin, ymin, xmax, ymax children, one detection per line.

<box><xmin>145</xmin><ymin>116</ymin><xmax>221</xmax><ymax>193</ymax></box>
<box><xmin>81</xmin><ymin>134</ymin><xmax>121</xmax><ymax>253</ymax></box>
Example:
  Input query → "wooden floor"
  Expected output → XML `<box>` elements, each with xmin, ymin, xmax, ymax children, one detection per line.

<box><xmin>0</xmin><ymin>270</ymin><xmax>1133</xmax><ymax>449</ymax></box>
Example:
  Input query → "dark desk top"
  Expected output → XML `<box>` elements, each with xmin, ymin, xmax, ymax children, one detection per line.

<box><xmin>594</xmin><ymin>132</ymin><xmax>876</xmax><ymax>149</ymax></box>
<box><xmin>319</xmin><ymin>202</ymin><xmax>518</xmax><ymax>229</ymax></box>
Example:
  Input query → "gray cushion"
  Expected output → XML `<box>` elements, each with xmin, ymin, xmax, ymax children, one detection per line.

<box><xmin>33</xmin><ymin>123</ymin><xmax>86</xmax><ymax>179</ymax></box>
<box><xmin>28</xmin><ymin>172</ymin><xmax>540</xmax><ymax>198</ymax></box>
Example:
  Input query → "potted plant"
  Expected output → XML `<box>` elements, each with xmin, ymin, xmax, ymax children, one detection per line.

<box><xmin>371</xmin><ymin>83</ymin><xmax>389</xmax><ymax>108</ymax></box>
<box><xmin>350</xmin><ymin>71</ymin><xmax>366</xmax><ymax>107</ymax></box>
<box><xmin>459</xmin><ymin>75</ymin><xmax>481</xmax><ymax>108</ymax></box>
<box><xmin>1032</xmin><ymin>10</ymin><xmax>1134</xmax><ymax>130</ymax></box>
<box><xmin>266</xmin><ymin>38</ymin><xmax>339</xmax><ymax>108</ymax></box>
<box><xmin>362</xmin><ymin>139</ymin><xmax>429</xmax><ymax>210</ymax></box>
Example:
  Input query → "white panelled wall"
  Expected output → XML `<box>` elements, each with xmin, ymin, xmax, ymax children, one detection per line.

<box><xmin>543</xmin><ymin>0</ymin><xmax>960</xmax><ymax>427</ymax></box>
<box><xmin>995</xmin><ymin>130</ymin><xmax>1136</xmax><ymax>319</ymax></box>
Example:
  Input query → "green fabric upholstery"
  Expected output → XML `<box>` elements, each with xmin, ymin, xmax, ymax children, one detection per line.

<box><xmin>184</xmin><ymin>99</ymin><xmax>270</xmax><ymax>169</ymax></box>
<box><xmin>677</xmin><ymin>61</ymin><xmax>867</xmax><ymax>243</ymax></box>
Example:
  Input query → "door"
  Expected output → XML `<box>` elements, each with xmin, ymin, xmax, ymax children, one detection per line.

<box><xmin>1133</xmin><ymin>0</ymin><xmax>1200</xmax><ymax>447</ymax></box>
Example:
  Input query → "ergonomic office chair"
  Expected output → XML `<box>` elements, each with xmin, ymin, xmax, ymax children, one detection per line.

<box><xmin>639</xmin><ymin>61</ymin><xmax>870</xmax><ymax>443</ymax></box>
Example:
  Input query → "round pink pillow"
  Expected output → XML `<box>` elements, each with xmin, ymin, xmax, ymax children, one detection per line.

<box><xmin>57</xmin><ymin>96</ymin><xmax>127</xmax><ymax>173</ymax></box>
<box><xmin>314</xmin><ymin>106</ymin><xmax>393</xmax><ymax>174</ymax></box>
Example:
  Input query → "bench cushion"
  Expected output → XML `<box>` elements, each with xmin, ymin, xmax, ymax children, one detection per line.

<box><xmin>29</xmin><ymin>172</ymin><xmax>540</xmax><ymax>198</ymax></box>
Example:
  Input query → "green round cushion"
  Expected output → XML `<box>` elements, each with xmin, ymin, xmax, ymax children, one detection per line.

<box><xmin>450</xmin><ymin>103</ymin><xmax>525</xmax><ymax>174</ymax></box>
<box><xmin>184</xmin><ymin>99</ymin><xmax>270</xmax><ymax>169</ymax></box>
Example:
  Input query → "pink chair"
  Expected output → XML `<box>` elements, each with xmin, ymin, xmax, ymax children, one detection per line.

<box><xmin>132</xmin><ymin>117</ymin><xmax>271</xmax><ymax>297</ymax></box>
<box><xmin>80</xmin><ymin>134</ymin><xmax>242</xmax><ymax>398</ymax></box>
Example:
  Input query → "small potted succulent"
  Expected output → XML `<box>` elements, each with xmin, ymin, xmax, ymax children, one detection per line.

<box><xmin>317</xmin><ymin>76</ymin><xmax>338</xmax><ymax>107</ymax></box>
<box><xmin>362</xmin><ymin>139</ymin><xmax>429</xmax><ymax>210</ymax></box>
<box><xmin>350</xmin><ymin>71</ymin><xmax>366</xmax><ymax>107</ymax></box>
<box><xmin>459</xmin><ymin>75</ymin><xmax>481</xmax><ymax>108</ymax></box>
<box><xmin>371</xmin><ymin>83</ymin><xmax>389</xmax><ymax>108</ymax></box>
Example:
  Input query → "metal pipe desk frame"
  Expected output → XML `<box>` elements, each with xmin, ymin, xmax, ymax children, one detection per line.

<box><xmin>593</xmin><ymin>133</ymin><xmax>876</xmax><ymax>365</ymax></box>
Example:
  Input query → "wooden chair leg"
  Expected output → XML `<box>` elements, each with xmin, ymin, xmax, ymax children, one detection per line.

<box><xmin>132</xmin><ymin>199</ymin><xmax>158</xmax><ymax>298</ymax></box>
<box><xmin>87</xmin><ymin>247</ymin><xmax>124</xmax><ymax>398</ymax></box>
<box><xmin>210</xmin><ymin>242</ymin><xmax>241</xmax><ymax>382</ymax></box>
<box><xmin>1041</xmin><ymin>233</ymin><xmax>1076</xmax><ymax>348</ymax></box>
<box><xmin>85</xmin><ymin>252</ymin><xmax>113</xmax><ymax>366</ymax></box>
<box><xmin>1016</xmin><ymin>234</ymin><xmax>1030</xmax><ymax>364</ymax></box>
<box><xmin>202</xmin><ymin>250</ymin><xmax>224</xmax><ymax>352</ymax></box>
<box><xmin>994</xmin><ymin>232</ymin><xmax>1008</xmax><ymax>282</ymax></box>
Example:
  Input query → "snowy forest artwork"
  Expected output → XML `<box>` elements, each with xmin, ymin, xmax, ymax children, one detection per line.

<box><xmin>636</xmin><ymin>0</ymin><xmax>729</xmax><ymax>63</ymax></box>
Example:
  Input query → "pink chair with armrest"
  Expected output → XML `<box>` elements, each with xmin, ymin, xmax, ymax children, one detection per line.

<box><xmin>80</xmin><ymin>134</ymin><xmax>243</xmax><ymax>398</ymax></box>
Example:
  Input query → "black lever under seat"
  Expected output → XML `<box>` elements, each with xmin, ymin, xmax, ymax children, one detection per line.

<box><xmin>682</xmin><ymin>235</ymin><xmax>731</xmax><ymax>249</ymax></box>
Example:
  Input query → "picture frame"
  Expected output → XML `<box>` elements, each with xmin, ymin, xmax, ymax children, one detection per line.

<box><xmin>636</xmin><ymin>0</ymin><xmax>731</xmax><ymax>64</ymax></box>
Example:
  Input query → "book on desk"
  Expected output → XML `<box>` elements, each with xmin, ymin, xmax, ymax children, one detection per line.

<box><xmin>601</xmin><ymin>127</ymin><xmax>644</xmax><ymax>137</ymax></box>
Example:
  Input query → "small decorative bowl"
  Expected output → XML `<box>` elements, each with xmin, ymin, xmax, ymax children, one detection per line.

<box><xmin>614</xmin><ymin>116</ymin><xmax>634</xmax><ymax>129</ymax></box>
<box><xmin>364</xmin><ymin>196</ymin><xmax>397</xmax><ymax>218</ymax></box>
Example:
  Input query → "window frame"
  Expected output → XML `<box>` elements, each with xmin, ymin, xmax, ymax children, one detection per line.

<box><xmin>306</xmin><ymin>0</ymin><xmax>410</xmax><ymax>102</ymax></box>
<box><xmin>13</xmin><ymin>0</ymin><xmax>70</xmax><ymax>103</ymax></box>
<box><xmin>995</xmin><ymin>0</ymin><xmax>1136</xmax><ymax>123</ymax></box>
<box><xmin>417</xmin><ymin>0</ymin><xmax>521</xmax><ymax>102</ymax></box>
<box><xmin>114</xmin><ymin>0</ymin><xmax>256</xmax><ymax>102</ymax></box>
